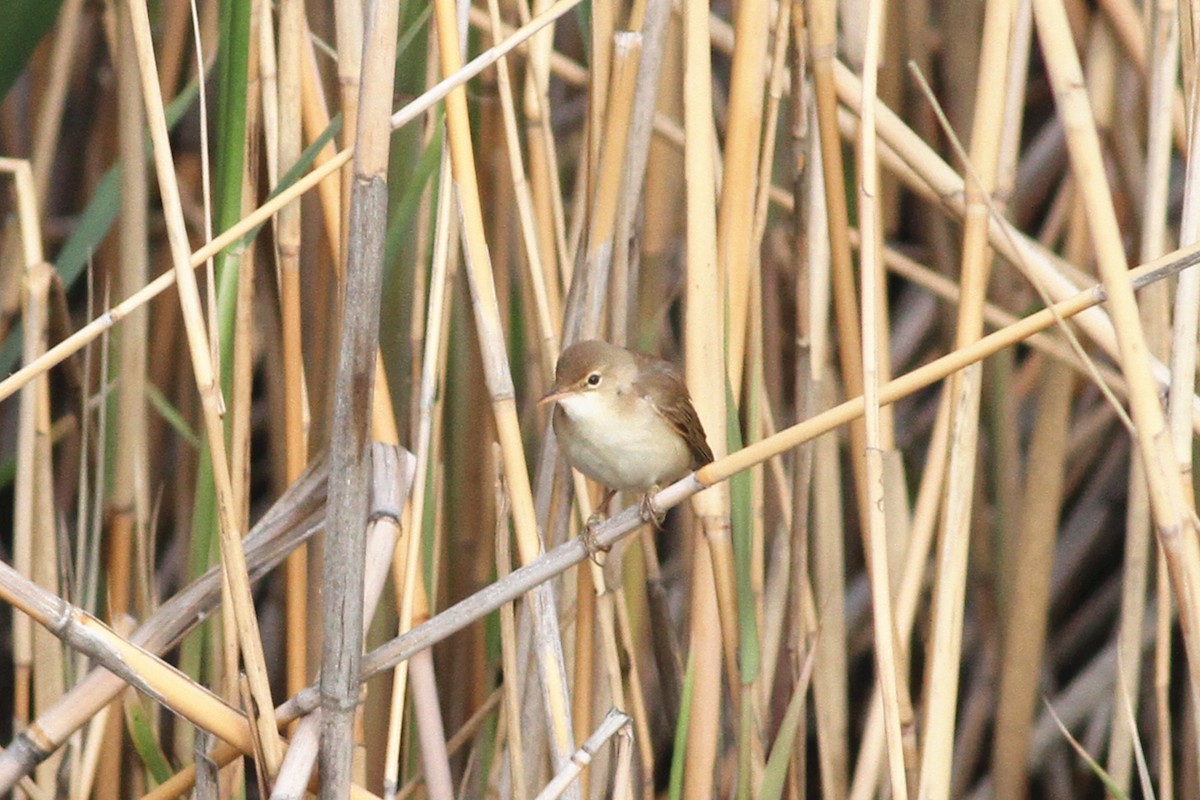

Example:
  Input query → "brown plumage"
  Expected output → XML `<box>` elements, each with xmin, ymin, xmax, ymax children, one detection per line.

<box><xmin>540</xmin><ymin>340</ymin><xmax>713</xmax><ymax>495</ymax></box>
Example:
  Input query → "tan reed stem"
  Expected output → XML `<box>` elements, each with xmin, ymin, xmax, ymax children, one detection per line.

<box><xmin>855</xmin><ymin>0</ymin><xmax>910</xmax><ymax>794</ymax></box>
<box><xmin>430</xmin><ymin>0</ymin><xmax>579</xmax><ymax>784</ymax></box>
<box><xmin>681</xmin><ymin>0</ymin><xmax>728</xmax><ymax>794</ymax></box>
<box><xmin>917</xmin><ymin>2</ymin><xmax>1017</xmax><ymax>797</ymax></box>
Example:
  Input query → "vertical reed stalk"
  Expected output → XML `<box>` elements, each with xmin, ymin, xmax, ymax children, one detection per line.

<box><xmin>318</xmin><ymin>0</ymin><xmax>402</xmax><ymax>793</ymax></box>
<box><xmin>429</xmin><ymin>0</ymin><xmax>579</xmax><ymax>788</ymax></box>
<box><xmin>855</xmin><ymin>0</ymin><xmax>908</xmax><ymax>795</ymax></box>
<box><xmin>918</xmin><ymin>2</ymin><xmax>1016</xmax><ymax>798</ymax></box>
<box><xmin>681</xmin><ymin>0</ymin><xmax>728</xmax><ymax>794</ymax></box>
<box><xmin>276</xmin><ymin>0</ymin><xmax>312</xmax><ymax>702</ymax></box>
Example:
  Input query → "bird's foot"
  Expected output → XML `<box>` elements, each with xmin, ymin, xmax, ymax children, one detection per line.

<box><xmin>639</xmin><ymin>490</ymin><xmax>667</xmax><ymax>529</ymax></box>
<box><xmin>583</xmin><ymin>512</ymin><xmax>611</xmax><ymax>565</ymax></box>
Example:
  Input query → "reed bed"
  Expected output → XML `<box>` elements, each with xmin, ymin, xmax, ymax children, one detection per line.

<box><xmin>2</xmin><ymin>0</ymin><xmax>1200</xmax><ymax>797</ymax></box>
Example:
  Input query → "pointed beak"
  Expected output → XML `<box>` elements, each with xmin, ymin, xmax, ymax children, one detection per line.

<box><xmin>538</xmin><ymin>387</ymin><xmax>571</xmax><ymax>407</ymax></box>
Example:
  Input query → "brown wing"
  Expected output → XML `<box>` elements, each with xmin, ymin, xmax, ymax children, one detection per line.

<box><xmin>633</xmin><ymin>354</ymin><xmax>715</xmax><ymax>469</ymax></box>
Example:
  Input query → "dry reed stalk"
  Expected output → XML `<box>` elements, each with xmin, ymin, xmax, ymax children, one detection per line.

<box><xmin>483</xmin><ymin>0</ymin><xmax>560</xmax><ymax>372</ymax></box>
<box><xmin>1172</xmin><ymin>0</ymin><xmax>1200</xmax><ymax>504</ymax></box>
<box><xmin>383</xmin><ymin>152</ymin><xmax>456</xmax><ymax>798</ymax></box>
<box><xmin>812</xmin><ymin>393</ymin><xmax>849</xmax><ymax>800</ymax></box>
<box><xmin>716</xmin><ymin>0</ymin><xmax>768</xmax><ymax>391</ymax></box>
<box><xmin>29</xmin><ymin>0</ymin><xmax>84</xmax><ymax>209</ymax></box>
<box><xmin>430</xmin><ymin>0</ymin><xmax>578</xmax><ymax>786</ymax></box>
<box><xmin>609</xmin><ymin>0</ymin><xmax>670</xmax><ymax>347</ymax></box>
<box><xmin>749</xmin><ymin>17</ymin><xmax>797</xmax><ymax>773</ymax></box>
<box><xmin>3</xmin><ymin>156</ymin><xmax>51</xmax><ymax>790</ymax></box>
<box><xmin>916</xmin><ymin>2</ymin><xmax>1016</xmax><ymax>798</ymax></box>
<box><xmin>1105</xmin><ymin>0</ymin><xmax>1179</xmax><ymax>788</ymax></box>
<box><xmin>610</xmin><ymin>586</ymin><xmax>655</xmax><ymax>791</ymax></box>
<box><xmin>794</xmin><ymin>46</ymin><xmax>846</xmax><ymax>796</ymax></box>
<box><xmin>106</xmin><ymin>0</ymin><xmax>149</xmax><ymax>658</ymax></box>
<box><xmin>1097</xmin><ymin>0</ymin><xmax>1189</xmax><ymax>153</ymax></box>
<box><xmin>233</xmin><ymin>0</ymin><xmax>265</xmax><ymax>565</ymax></box>
<box><xmin>582</xmin><ymin>32</ymin><xmax>640</xmax><ymax>335</ymax></box>
<box><xmin>276</xmin><ymin>0</ymin><xmax>312</xmax><ymax>703</ymax></box>
<box><xmin>681</xmin><ymin>0</ymin><xmax>728</xmax><ymax>795</ymax></box>
<box><xmin>855</xmin><ymin>0</ymin><xmax>909</xmax><ymax>795</ymax></box>
<box><xmin>1165</xmin><ymin>0</ymin><xmax>1200</xmax><ymax>788</ymax></box>
<box><xmin>332</xmin><ymin>0</ymin><xmax>362</xmax><ymax>256</ymax></box>
<box><xmin>124</xmin><ymin>0</ymin><xmax>285</xmax><ymax>775</ymax></box>
<box><xmin>991</xmin><ymin>361</ymin><xmax>1074</xmax><ymax>799</ymax></box>
<box><xmin>571</xmin><ymin>562</ymin><xmax>595</xmax><ymax>796</ymax></box>
<box><xmin>270</xmin><ymin>712</ymin><xmax>321</xmax><ymax>799</ymax></box>
<box><xmin>300</xmin><ymin>30</ymin><xmax>343</xmax><ymax>263</ymax></box>
<box><xmin>257</xmin><ymin>0</ymin><xmax>278</xmax><ymax>187</ymax></box>
<box><xmin>28</xmin><ymin>270</ymin><xmax>63</xmax><ymax>798</ymax></box>
<box><xmin>518</xmin><ymin>0</ymin><xmax>572</xmax><ymax>297</ymax></box>
<box><xmin>585</xmin><ymin>1</ymin><xmax>614</xmax><ymax>202</ymax></box>
<box><xmin>1155</xmin><ymin>550</ymin><xmax>1175</xmax><ymax>799</ymax></box>
<box><xmin>318</xmin><ymin>0</ymin><xmax>402</xmax><ymax>792</ymax></box>
<box><xmin>1031</xmin><ymin>1</ymin><xmax>1200</xmax><ymax>777</ymax></box>
<box><xmin>407</xmin><ymin>647</ymin><xmax>453</xmax><ymax>800</ymax></box>
<box><xmin>496</xmin><ymin>472</ymin><xmax>530</xmax><ymax>800</ymax></box>
<box><xmin>808</xmin><ymin>0</ymin><xmax>870</xmax><ymax>528</ymax></box>
<box><xmin>849</xmin><ymin>396</ymin><xmax>952</xmax><ymax>800</ymax></box>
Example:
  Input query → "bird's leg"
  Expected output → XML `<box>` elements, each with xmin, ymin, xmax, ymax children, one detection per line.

<box><xmin>583</xmin><ymin>488</ymin><xmax>617</xmax><ymax>563</ymax></box>
<box><xmin>639</xmin><ymin>487</ymin><xmax>667</xmax><ymax>528</ymax></box>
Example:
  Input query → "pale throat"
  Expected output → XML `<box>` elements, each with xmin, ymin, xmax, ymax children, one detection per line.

<box><xmin>553</xmin><ymin>387</ymin><xmax>691</xmax><ymax>492</ymax></box>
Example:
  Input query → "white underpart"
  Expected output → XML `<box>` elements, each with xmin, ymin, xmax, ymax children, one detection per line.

<box><xmin>555</xmin><ymin>390</ymin><xmax>691</xmax><ymax>492</ymax></box>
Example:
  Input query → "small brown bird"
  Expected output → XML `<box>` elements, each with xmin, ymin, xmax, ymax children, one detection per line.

<box><xmin>539</xmin><ymin>340</ymin><xmax>714</xmax><ymax>530</ymax></box>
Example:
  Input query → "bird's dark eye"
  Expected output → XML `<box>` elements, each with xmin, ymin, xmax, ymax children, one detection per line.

<box><xmin>586</xmin><ymin>373</ymin><xmax>601</xmax><ymax>387</ymax></box>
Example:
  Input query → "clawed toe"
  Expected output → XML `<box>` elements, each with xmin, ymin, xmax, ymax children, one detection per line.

<box><xmin>582</xmin><ymin>517</ymin><xmax>611</xmax><ymax>564</ymax></box>
<box><xmin>639</xmin><ymin>491</ymin><xmax>666</xmax><ymax>528</ymax></box>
